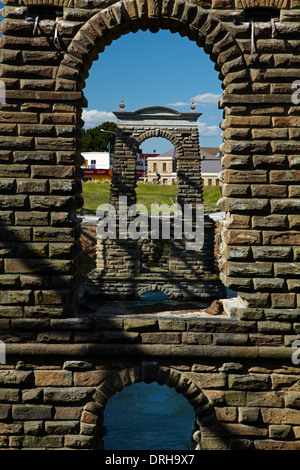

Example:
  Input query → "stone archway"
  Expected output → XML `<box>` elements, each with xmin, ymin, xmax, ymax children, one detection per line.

<box><xmin>137</xmin><ymin>285</ymin><xmax>173</xmax><ymax>298</ymax></box>
<box><xmin>80</xmin><ymin>362</ymin><xmax>223</xmax><ymax>450</ymax></box>
<box><xmin>56</xmin><ymin>0</ymin><xmax>250</xmax><ymax>92</ymax></box>
<box><xmin>84</xmin><ymin>102</ymin><xmax>226</xmax><ymax>301</ymax></box>
<box><xmin>0</xmin><ymin>0</ymin><xmax>298</xmax><ymax>322</ymax></box>
<box><xmin>57</xmin><ymin>0</ymin><xmax>250</xmax><ymax>307</ymax></box>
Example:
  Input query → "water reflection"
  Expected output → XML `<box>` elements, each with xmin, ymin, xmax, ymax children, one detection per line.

<box><xmin>103</xmin><ymin>381</ymin><xmax>195</xmax><ymax>450</ymax></box>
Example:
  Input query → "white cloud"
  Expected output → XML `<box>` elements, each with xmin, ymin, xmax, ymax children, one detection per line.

<box><xmin>166</xmin><ymin>101</ymin><xmax>188</xmax><ymax>107</ymax></box>
<box><xmin>82</xmin><ymin>109</ymin><xmax>117</xmax><ymax>127</ymax></box>
<box><xmin>192</xmin><ymin>93</ymin><xmax>222</xmax><ymax>106</ymax></box>
<box><xmin>166</xmin><ymin>93</ymin><xmax>222</xmax><ymax>109</ymax></box>
<box><xmin>198</xmin><ymin>122</ymin><xmax>221</xmax><ymax>137</ymax></box>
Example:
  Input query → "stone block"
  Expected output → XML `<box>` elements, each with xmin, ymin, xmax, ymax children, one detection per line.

<box><xmin>289</xmin><ymin>215</ymin><xmax>300</xmax><ymax>229</ymax></box>
<box><xmin>31</xmin><ymin>165</ymin><xmax>74</xmax><ymax>179</ymax></box>
<box><xmin>141</xmin><ymin>332</ymin><xmax>181</xmax><ymax>344</ymax></box>
<box><xmin>264</xmin><ymin>232</ymin><xmax>300</xmax><ymax>246</ymax></box>
<box><xmin>54</xmin><ymin>406</ymin><xmax>82</xmax><ymax>420</ymax></box>
<box><xmin>251</xmin><ymin>185</ymin><xmax>286</xmax><ymax>198</ymax></box>
<box><xmin>30</xmin><ymin>196</ymin><xmax>75</xmax><ymax>211</ymax></box>
<box><xmin>238</xmin><ymin>407</ymin><xmax>260</xmax><ymax>424</ymax></box>
<box><xmin>253</xmin><ymin>278</ymin><xmax>285</xmax><ymax>291</ymax></box>
<box><xmin>35</xmin><ymin>137</ymin><xmax>75</xmax><ymax>151</ymax></box>
<box><xmin>269</xmin><ymin>425</ymin><xmax>292</xmax><ymax>440</ymax></box>
<box><xmin>252</xmin><ymin>246</ymin><xmax>291</xmax><ymax>260</ymax></box>
<box><xmin>271</xmin><ymin>293</ymin><xmax>296</xmax><ymax>308</ymax></box>
<box><xmin>223</xmin><ymin>229</ymin><xmax>261</xmax><ymax>245</ymax></box>
<box><xmin>0</xmin><ymin>389</ymin><xmax>19</xmax><ymax>403</ymax></box>
<box><xmin>15</xmin><ymin>211</ymin><xmax>49</xmax><ymax>226</ymax></box>
<box><xmin>23</xmin><ymin>421</ymin><xmax>43</xmax><ymax>436</ymax></box>
<box><xmin>252</xmin><ymin>215</ymin><xmax>286</xmax><ymax>229</ymax></box>
<box><xmin>0</xmin><ymin>290</ymin><xmax>32</xmax><ymax>305</ymax></box>
<box><xmin>14</xmin><ymin>151</ymin><xmax>55</xmax><ymax>164</ymax></box>
<box><xmin>44</xmin><ymin>387</ymin><xmax>94</xmax><ymax>404</ymax></box>
<box><xmin>252</xmin><ymin>155</ymin><xmax>286</xmax><ymax>169</ymax></box>
<box><xmin>45</xmin><ymin>421</ymin><xmax>79</xmax><ymax>435</ymax></box>
<box><xmin>5</xmin><ymin>258</ymin><xmax>73</xmax><ymax>274</ymax></box>
<box><xmin>74</xmin><ymin>371</ymin><xmax>111</xmax><ymax>386</ymax></box>
<box><xmin>182</xmin><ymin>332</ymin><xmax>212</xmax><ymax>344</ymax></box>
<box><xmin>275</xmin><ymin>263</ymin><xmax>300</xmax><ymax>276</ymax></box>
<box><xmin>12</xmin><ymin>405</ymin><xmax>52</xmax><ymax>420</ymax></box>
<box><xmin>22</xmin><ymin>388</ymin><xmax>43</xmax><ymax>403</ymax></box>
<box><xmin>228</xmin><ymin>374</ymin><xmax>269</xmax><ymax>391</ymax></box>
<box><xmin>17</xmin><ymin>179</ymin><xmax>48</xmax><ymax>194</ymax></box>
<box><xmin>16</xmin><ymin>243</ymin><xmax>48</xmax><ymax>259</ymax></box>
<box><xmin>34</xmin><ymin>371</ymin><xmax>72</xmax><ymax>387</ymax></box>
<box><xmin>219</xmin><ymin>197</ymin><xmax>268</xmax><ymax>213</ymax></box>
<box><xmin>64</xmin><ymin>435</ymin><xmax>94</xmax><ymax>449</ymax></box>
<box><xmin>226</xmin><ymin>262</ymin><xmax>272</xmax><ymax>277</ymax></box>
<box><xmin>223</xmin><ymin>170</ymin><xmax>267</xmax><ymax>184</ymax></box>
<box><xmin>258</xmin><ymin>321</ymin><xmax>292</xmax><ymax>334</ymax></box>
<box><xmin>49</xmin><ymin>179</ymin><xmax>74</xmax><ymax>194</ymax></box>
<box><xmin>285</xmin><ymin>392</ymin><xmax>300</xmax><ymax>409</ymax></box>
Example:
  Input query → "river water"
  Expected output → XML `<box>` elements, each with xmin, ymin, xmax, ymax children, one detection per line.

<box><xmin>103</xmin><ymin>381</ymin><xmax>196</xmax><ymax>450</ymax></box>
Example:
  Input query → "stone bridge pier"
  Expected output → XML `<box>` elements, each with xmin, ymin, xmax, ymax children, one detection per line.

<box><xmin>0</xmin><ymin>0</ymin><xmax>300</xmax><ymax>451</ymax></box>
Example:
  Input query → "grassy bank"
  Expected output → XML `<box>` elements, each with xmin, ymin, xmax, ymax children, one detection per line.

<box><xmin>80</xmin><ymin>182</ymin><xmax>222</xmax><ymax>214</ymax></box>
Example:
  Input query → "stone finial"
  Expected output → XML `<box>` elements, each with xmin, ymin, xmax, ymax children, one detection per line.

<box><xmin>190</xmin><ymin>99</ymin><xmax>196</xmax><ymax>112</ymax></box>
<box><xmin>119</xmin><ymin>99</ymin><xmax>125</xmax><ymax>111</ymax></box>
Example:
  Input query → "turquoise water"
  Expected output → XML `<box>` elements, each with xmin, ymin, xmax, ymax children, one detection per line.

<box><xmin>84</xmin><ymin>287</ymin><xmax>236</xmax><ymax>312</ymax></box>
<box><xmin>103</xmin><ymin>381</ymin><xmax>195</xmax><ymax>450</ymax></box>
<box><xmin>85</xmin><ymin>289</ymin><xmax>214</xmax><ymax>311</ymax></box>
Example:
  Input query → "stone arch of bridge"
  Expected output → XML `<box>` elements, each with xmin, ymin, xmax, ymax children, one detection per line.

<box><xmin>132</xmin><ymin>128</ymin><xmax>185</xmax><ymax>159</ymax></box>
<box><xmin>56</xmin><ymin>0</ymin><xmax>251</xmax><ymax>306</ymax></box>
<box><xmin>80</xmin><ymin>362</ymin><xmax>220</xmax><ymax>450</ymax></box>
<box><xmin>137</xmin><ymin>285</ymin><xmax>173</xmax><ymax>298</ymax></box>
<box><xmin>56</xmin><ymin>0</ymin><xmax>250</xmax><ymax>92</ymax></box>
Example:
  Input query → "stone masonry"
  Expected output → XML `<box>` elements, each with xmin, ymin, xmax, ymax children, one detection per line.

<box><xmin>1</xmin><ymin>0</ymin><xmax>300</xmax><ymax>450</ymax></box>
<box><xmin>84</xmin><ymin>104</ymin><xmax>226</xmax><ymax>301</ymax></box>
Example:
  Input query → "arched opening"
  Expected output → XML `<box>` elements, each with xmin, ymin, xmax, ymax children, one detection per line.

<box><xmin>65</xmin><ymin>0</ymin><xmax>251</xmax><ymax>310</ymax></box>
<box><xmin>82</xmin><ymin>363</ymin><xmax>221</xmax><ymax>450</ymax></box>
<box><xmin>139</xmin><ymin>290</ymin><xmax>170</xmax><ymax>301</ymax></box>
<box><xmin>78</xmin><ymin>30</ymin><xmax>224</xmax><ymax>286</ymax></box>
<box><xmin>103</xmin><ymin>381</ymin><xmax>196</xmax><ymax>450</ymax></box>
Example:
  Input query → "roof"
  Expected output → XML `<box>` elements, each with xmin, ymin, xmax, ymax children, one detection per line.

<box><xmin>156</xmin><ymin>147</ymin><xmax>221</xmax><ymax>160</ymax></box>
<box><xmin>201</xmin><ymin>159</ymin><xmax>222</xmax><ymax>174</ymax></box>
<box><xmin>200</xmin><ymin>147</ymin><xmax>221</xmax><ymax>158</ymax></box>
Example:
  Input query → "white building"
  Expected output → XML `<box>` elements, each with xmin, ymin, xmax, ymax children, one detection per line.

<box><xmin>82</xmin><ymin>152</ymin><xmax>111</xmax><ymax>169</ymax></box>
<box><xmin>81</xmin><ymin>152</ymin><xmax>112</xmax><ymax>181</ymax></box>
<box><xmin>147</xmin><ymin>147</ymin><xmax>222</xmax><ymax>185</ymax></box>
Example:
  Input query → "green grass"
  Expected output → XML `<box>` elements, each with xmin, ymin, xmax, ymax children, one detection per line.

<box><xmin>80</xmin><ymin>182</ymin><xmax>222</xmax><ymax>214</ymax></box>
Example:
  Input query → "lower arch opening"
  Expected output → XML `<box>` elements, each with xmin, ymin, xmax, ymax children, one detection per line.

<box><xmin>103</xmin><ymin>381</ymin><xmax>196</xmax><ymax>450</ymax></box>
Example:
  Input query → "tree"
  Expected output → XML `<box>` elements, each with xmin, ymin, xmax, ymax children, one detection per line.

<box><xmin>81</xmin><ymin>121</ymin><xmax>117</xmax><ymax>152</ymax></box>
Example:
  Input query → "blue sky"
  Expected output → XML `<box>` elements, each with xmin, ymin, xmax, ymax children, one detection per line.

<box><xmin>82</xmin><ymin>29</ymin><xmax>224</xmax><ymax>154</ymax></box>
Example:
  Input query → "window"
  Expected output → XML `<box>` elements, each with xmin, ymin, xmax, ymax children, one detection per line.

<box><xmin>163</xmin><ymin>163</ymin><xmax>167</xmax><ymax>172</ymax></box>
<box><xmin>91</xmin><ymin>160</ymin><xmax>96</xmax><ymax>164</ymax></box>
<box><xmin>153</xmin><ymin>162</ymin><xmax>157</xmax><ymax>172</ymax></box>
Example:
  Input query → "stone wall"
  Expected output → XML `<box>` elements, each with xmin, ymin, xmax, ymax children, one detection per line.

<box><xmin>1</xmin><ymin>311</ymin><xmax>300</xmax><ymax>450</ymax></box>
<box><xmin>1</xmin><ymin>0</ymin><xmax>300</xmax><ymax>450</ymax></box>
<box><xmin>0</xmin><ymin>0</ymin><xmax>299</xmax><ymax>317</ymax></box>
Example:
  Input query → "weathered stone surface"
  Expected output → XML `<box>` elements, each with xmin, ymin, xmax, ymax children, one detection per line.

<box><xmin>0</xmin><ymin>0</ymin><xmax>300</xmax><ymax>451</ymax></box>
<box><xmin>43</xmin><ymin>387</ymin><xmax>94</xmax><ymax>404</ymax></box>
<box><xmin>228</xmin><ymin>374</ymin><xmax>269</xmax><ymax>391</ymax></box>
<box><xmin>12</xmin><ymin>405</ymin><xmax>52</xmax><ymax>420</ymax></box>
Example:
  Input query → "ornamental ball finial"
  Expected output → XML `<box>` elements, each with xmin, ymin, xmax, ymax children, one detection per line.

<box><xmin>119</xmin><ymin>99</ymin><xmax>125</xmax><ymax>110</ymax></box>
